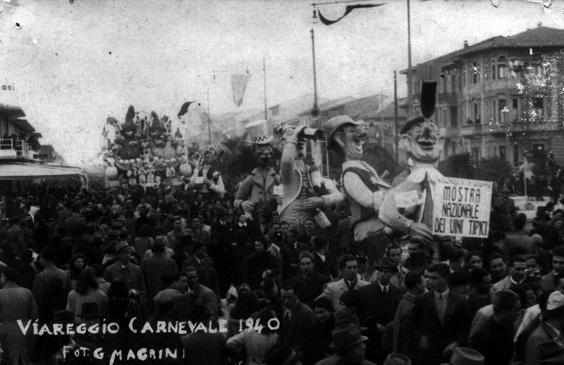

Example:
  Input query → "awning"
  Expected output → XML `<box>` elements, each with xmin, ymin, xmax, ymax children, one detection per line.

<box><xmin>0</xmin><ymin>162</ymin><xmax>86</xmax><ymax>180</ymax></box>
<box><xmin>10</xmin><ymin>119</ymin><xmax>35</xmax><ymax>133</ymax></box>
<box><xmin>0</xmin><ymin>104</ymin><xmax>25</xmax><ymax>119</ymax></box>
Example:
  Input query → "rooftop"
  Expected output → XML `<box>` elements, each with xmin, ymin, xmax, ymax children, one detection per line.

<box><xmin>401</xmin><ymin>26</ymin><xmax>564</xmax><ymax>74</ymax></box>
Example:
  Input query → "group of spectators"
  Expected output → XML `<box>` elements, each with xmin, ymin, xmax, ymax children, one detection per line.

<box><xmin>0</xmin><ymin>171</ymin><xmax>563</xmax><ymax>365</ymax></box>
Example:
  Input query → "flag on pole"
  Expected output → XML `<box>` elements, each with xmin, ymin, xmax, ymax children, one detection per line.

<box><xmin>231</xmin><ymin>73</ymin><xmax>251</xmax><ymax>107</ymax></box>
<box><xmin>317</xmin><ymin>3</ymin><xmax>385</xmax><ymax>26</ymax></box>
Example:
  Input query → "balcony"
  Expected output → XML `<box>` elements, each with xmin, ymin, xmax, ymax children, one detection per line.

<box><xmin>460</xmin><ymin>124</ymin><xmax>483</xmax><ymax>136</ymax></box>
<box><xmin>0</xmin><ymin>139</ymin><xmax>35</xmax><ymax>160</ymax></box>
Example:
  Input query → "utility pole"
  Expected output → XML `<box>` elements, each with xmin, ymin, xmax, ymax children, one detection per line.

<box><xmin>311</xmin><ymin>28</ymin><xmax>320</xmax><ymax>117</ymax></box>
<box><xmin>263</xmin><ymin>57</ymin><xmax>268</xmax><ymax>120</ymax></box>
<box><xmin>406</xmin><ymin>0</ymin><xmax>413</xmax><ymax>117</ymax></box>
<box><xmin>394</xmin><ymin>71</ymin><xmax>399</xmax><ymax>162</ymax></box>
<box><xmin>207</xmin><ymin>89</ymin><xmax>211</xmax><ymax>145</ymax></box>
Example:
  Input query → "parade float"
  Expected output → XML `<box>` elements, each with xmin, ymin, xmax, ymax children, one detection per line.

<box><xmin>100</xmin><ymin>105</ymin><xmax>196</xmax><ymax>188</ymax></box>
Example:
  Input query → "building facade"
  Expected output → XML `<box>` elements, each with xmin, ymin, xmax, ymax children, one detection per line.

<box><xmin>404</xmin><ymin>26</ymin><xmax>564</xmax><ymax>166</ymax></box>
<box><xmin>0</xmin><ymin>104</ymin><xmax>40</xmax><ymax>161</ymax></box>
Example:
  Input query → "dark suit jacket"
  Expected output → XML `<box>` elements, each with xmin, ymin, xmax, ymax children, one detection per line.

<box><xmin>342</xmin><ymin>282</ymin><xmax>404</xmax><ymax>364</ymax></box>
<box><xmin>342</xmin><ymin>282</ymin><xmax>404</xmax><ymax>325</ymax></box>
<box><xmin>281</xmin><ymin>301</ymin><xmax>316</xmax><ymax>351</ymax></box>
<box><xmin>409</xmin><ymin>291</ymin><xmax>468</xmax><ymax>354</ymax></box>
<box><xmin>313</xmin><ymin>252</ymin><xmax>333</xmax><ymax>277</ymax></box>
<box><xmin>293</xmin><ymin>272</ymin><xmax>330</xmax><ymax>308</ymax></box>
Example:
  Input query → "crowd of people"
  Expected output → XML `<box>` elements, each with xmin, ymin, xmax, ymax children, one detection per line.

<box><xmin>2</xmin><ymin>105</ymin><xmax>564</xmax><ymax>365</ymax></box>
<box><xmin>0</xmin><ymin>169</ymin><xmax>561</xmax><ymax>365</ymax></box>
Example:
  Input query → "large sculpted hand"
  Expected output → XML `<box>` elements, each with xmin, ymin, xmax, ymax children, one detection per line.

<box><xmin>284</xmin><ymin>125</ymin><xmax>307</xmax><ymax>144</ymax></box>
<box><xmin>241</xmin><ymin>200</ymin><xmax>255</xmax><ymax>212</ymax></box>
<box><xmin>408</xmin><ymin>222</ymin><xmax>434</xmax><ymax>243</ymax></box>
<box><xmin>302</xmin><ymin>197</ymin><xmax>324</xmax><ymax>210</ymax></box>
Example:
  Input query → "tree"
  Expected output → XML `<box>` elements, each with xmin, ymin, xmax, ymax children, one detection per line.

<box><xmin>438</xmin><ymin>154</ymin><xmax>475</xmax><ymax>179</ymax></box>
<box><xmin>475</xmin><ymin>157</ymin><xmax>512</xmax><ymax>187</ymax></box>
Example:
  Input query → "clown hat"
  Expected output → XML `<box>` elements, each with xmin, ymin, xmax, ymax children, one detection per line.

<box><xmin>245</xmin><ymin>119</ymin><xmax>273</xmax><ymax>145</ymax></box>
<box><xmin>400</xmin><ymin>81</ymin><xmax>437</xmax><ymax>134</ymax></box>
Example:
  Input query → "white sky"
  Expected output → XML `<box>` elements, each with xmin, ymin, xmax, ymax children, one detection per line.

<box><xmin>1</xmin><ymin>0</ymin><xmax>564</xmax><ymax>166</ymax></box>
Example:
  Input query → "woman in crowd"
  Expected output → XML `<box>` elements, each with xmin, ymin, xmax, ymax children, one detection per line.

<box><xmin>66</xmin><ymin>267</ymin><xmax>108</xmax><ymax>323</ymax></box>
<box><xmin>66</xmin><ymin>253</ymin><xmax>87</xmax><ymax>290</ymax></box>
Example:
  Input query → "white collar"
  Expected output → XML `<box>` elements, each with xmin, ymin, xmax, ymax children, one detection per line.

<box><xmin>434</xmin><ymin>288</ymin><xmax>449</xmax><ymax>298</ymax></box>
<box><xmin>407</xmin><ymin>167</ymin><xmax>448</xmax><ymax>184</ymax></box>
<box><xmin>378</xmin><ymin>281</ymin><xmax>389</xmax><ymax>292</ymax></box>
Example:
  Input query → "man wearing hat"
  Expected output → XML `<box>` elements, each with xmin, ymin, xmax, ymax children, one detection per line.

<box><xmin>316</xmin><ymin>323</ymin><xmax>375</xmax><ymax>365</ymax></box>
<box><xmin>379</xmin><ymin>81</ymin><xmax>449</xmax><ymax>260</ymax></box>
<box><xmin>103</xmin><ymin>241</ymin><xmax>146</xmax><ymax>293</ymax></box>
<box><xmin>325</xmin><ymin>115</ymin><xmax>392</xmax><ymax>265</ymax></box>
<box><xmin>525</xmin><ymin>290</ymin><xmax>564</xmax><ymax>364</ymax></box>
<box><xmin>235</xmin><ymin>119</ymin><xmax>280</xmax><ymax>218</ymax></box>
<box><xmin>274</xmin><ymin>122</ymin><xmax>343</xmax><ymax>230</ymax></box>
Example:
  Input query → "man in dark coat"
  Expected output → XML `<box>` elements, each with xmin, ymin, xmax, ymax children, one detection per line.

<box><xmin>407</xmin><ymin>263</ymin><xmax>468</xmax><ymax>365</ymax></box>
<box><xmin>182</xmin><ymin>241</ymin><xmax>220</xmax><ymax>294</ymax></box>
<box><xmin>342</xmin><ymin>257</ymin><xmax>404</xmax><ymax>363</ymax></box>
<box><xmin>470</xmin><ymin>290</ymin><xmax>522</xmax><ymax>365</ymax></box>
<box><xmin>280</xmin><ymin>282</ymin><xmax>316</xmax><ymax>352</ymax></box>
<box><xmin>242</xmin><ymin>236</ymin><xmax>280</xmax><ymax>290</ymax></box>
<box><xmin>292</xmin><ymin>251</ymin><xmax>330</xmax><ymax>308</ymax></box>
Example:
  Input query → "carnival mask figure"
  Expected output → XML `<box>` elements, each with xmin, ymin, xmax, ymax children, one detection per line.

<box><xmin>326</xmin><ymin>115</ymin><xmax>391</xmax><ymax>265</ymax></box>
<box><xmin>275</xmin><ymin>121</ymin><xmax>343</xmax><ymax>230</ymax></box>
<box><xmin>401</xmin><ymin>118</ymin><xmax>444</xmax><ymax>164</ymax></box>
<box><xmin>332</xmin><ymin>122</ymin><xmax>368</xmax><ymax>161</ymax></box>
<box><xmin>379</xmin><ymin>82</ymin><xmax>450</xmax><ymax>260</ymax></box>
<box><xmin>235</xmin><ymin>120</ymin><xmax>280</xmax><ymax>216</ymax></box>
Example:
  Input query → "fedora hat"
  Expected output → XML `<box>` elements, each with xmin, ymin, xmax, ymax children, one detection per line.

<box><xmin>329</xmin><ymin>323</ymin><xmax>367</xmax><ymax>350</ymax></box>
<box><xmin>374</xmin><ymin>257</ymin><xmax>398</xmax><ymax>272</ymax></box>
<box><xmin>383</xmin><ymin>353</ymin><xmax>411</xmax><ymax>365</ymax></box>
<box><xmin>450</xmin><ymin>347</ymin><xmax>484</xmax><ymax>365</ymax></box>
<box><xmin>324</xmin><ymin>115</ymin><xmax>363</xmax><ymax>149</ymax></box>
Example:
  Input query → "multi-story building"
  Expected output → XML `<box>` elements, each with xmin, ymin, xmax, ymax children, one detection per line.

<box><xmin>403</xmin><ymin>26</ymin><xmax>564</xmax><ymax>166</ymax></box>
<box><xmin>0</xmin><ymin>103</ymin><xmax>86</xmax><ymax>193</ymax></box>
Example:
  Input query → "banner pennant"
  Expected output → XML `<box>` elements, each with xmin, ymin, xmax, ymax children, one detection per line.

<box><xmin>317</xmin><ymin>3</ymin><xmax>385</xmax><ymax>26</ymax></box>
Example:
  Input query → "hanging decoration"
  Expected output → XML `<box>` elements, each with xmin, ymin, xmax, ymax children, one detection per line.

<box><xmin>231</xmin><ymin>73</ymin><xmax>251</xmax><ymax>107</ymax></box>
<box><xmin>315</xmin><ymin>3</ymin><xmax>385</xmax><ymax>26</ymax></box>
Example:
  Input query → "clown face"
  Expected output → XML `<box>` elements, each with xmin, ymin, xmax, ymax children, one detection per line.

<box><xmin>334</xmin><ymin>123</ymin><xmax>367</xmax><ymax>161</ymax></box>
<box><xmin>402</xmin><ymin>119</ymin><xmax>444</xmax><ymax>163</ymax></box>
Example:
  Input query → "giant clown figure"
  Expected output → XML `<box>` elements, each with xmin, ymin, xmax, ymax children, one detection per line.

<box><xmin>325</xmin><ymin>115</ymin><xmax>392</xmax><ymax>265</ymax></box>
<box><xmin>234</xmin><ymin>120</ymin><xmax>280</xmax><ymax>218</ymax></box>
<box><xmin>379</xmin><ymin>81</ymin><xmax>450</xmax><ymax>260</ymax></box>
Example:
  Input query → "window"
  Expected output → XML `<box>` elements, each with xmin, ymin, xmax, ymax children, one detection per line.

<box><xmin>492</xmin><ymin>99</ymin><xmax>497</xmax><ymax>122</ymax></box>
<box><xmin>498</xmin><ymin>56</ymin><xmax>507</xmax><ymax>79</ymax></box>
<box><xmin>499</xmin><ymin>145</ymin><xmax>507</xmax><ymax>160</ymax></box>
<box><xmin>472</xmin><ymin>62</ymin><xmax>479</xmax><ymax>84</ymax></box>
<box><xmin>450</xmin><ymin>106</ymin><xmax>458</xmax><ymax>127</ymax></box>
<box><xmin>491</xmin><ymin>59</ymin><xmax>497</xmax><ymax>80</ymax></box>
<box><xmin>512</xmin><ymin>99</ymin><xmax>518</xmax><ymax>109</ymax></box>
<box><xmin>473</xmin><ymin>103</ymin><xmax>481</xmax><ymax>124</ymax></box>
<box><xmin>498</xmin><ymin>99</ymin><xmax>507</xmax><ymax>121</ymax></box>
<box><xmin>473</xmin><ymin>147</ymin><xmax>480</xmax><ymax>163</ymax></box>
<box><xmin>533</xmin><ymin>97</ymin><xmax>543</xmax><ymax>109</ymax></box>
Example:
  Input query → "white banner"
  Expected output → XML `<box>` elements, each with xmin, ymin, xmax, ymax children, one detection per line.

<box><xmin>432</xmin><ymin>178</ymin><xmax>493</xmax><ymax>238</ymax></box>
<box><xmin>231</xmin><ymin>74</ymin><xmax>251</xmax><ymax>107</ymax></box>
